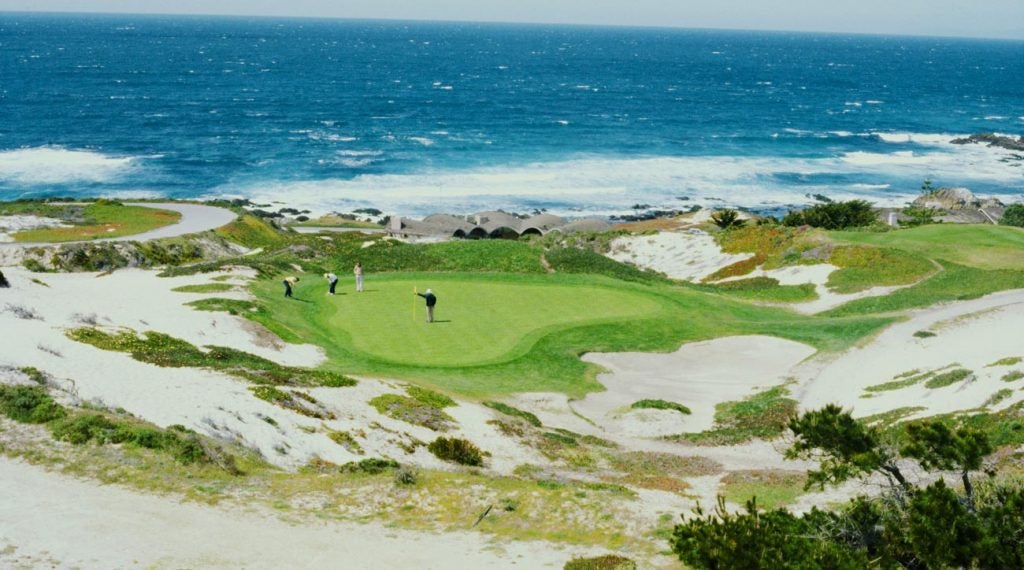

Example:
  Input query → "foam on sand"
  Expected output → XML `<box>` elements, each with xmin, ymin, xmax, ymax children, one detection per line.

<box><xmin>0</xmin><ymin>146</ymin><xmax>144</xmax><ymax>184</ymax></box>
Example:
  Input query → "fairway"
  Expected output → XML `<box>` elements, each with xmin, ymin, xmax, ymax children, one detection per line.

<box><xmin>832</xmin><ymin>225</ymin><xmax>1024</xmax><ymax>270</ymax></box>
<box><xmin>308</xmin><ymin>278</ymin><xmax>661</xmax><ymax>366</ymax></box>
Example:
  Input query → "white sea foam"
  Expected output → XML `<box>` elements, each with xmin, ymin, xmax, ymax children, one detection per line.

<box><xmin>0</xmin><ymin>146</ymin><xmax>141</xmax><ymax>184</ymax></box>
<box><xmin>210</xmin><ymin>137</ymin><xmax>1021</xmax><ymax>218</ymax></box>
<box><xmin>408</xmin><ymin>137</ymin><xmax>435</xmax><ymax>147</ymax></box>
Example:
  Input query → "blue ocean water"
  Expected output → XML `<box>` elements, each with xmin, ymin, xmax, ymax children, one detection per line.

<box><xmin>1</xmin><ymin>13</ymin><xmax>1022</xmax><ymax>216</ymax></box>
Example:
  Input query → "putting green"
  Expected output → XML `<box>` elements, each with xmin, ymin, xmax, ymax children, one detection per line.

<box><xmin>315</xmin><ymin>278</ymin><xmax>662</xmax><ymax>366</ymax></box>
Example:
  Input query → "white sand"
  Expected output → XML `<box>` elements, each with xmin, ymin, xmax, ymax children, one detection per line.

<box><xmin>576</xmin><ymin>336</ymin><xmax>816</xmax><ymax>437</ymax></box>
<box><xmin>606</xmin><ymin>231</ymin><xmax>752</xmax><ymax>281</ymax></box>
<box><xmin>797</xmin><ymin>289</ymin><xmax>1024</xmax><ymax>418</ymax></box>
<box><xmin>0</xmin><ymin>458</ymin><xmax>585</xmax><ymax>569</ymax></box>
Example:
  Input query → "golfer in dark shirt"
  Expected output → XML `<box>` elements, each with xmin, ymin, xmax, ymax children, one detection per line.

<box><xmin>416</xmin><ymin>289</ymin><xmax>437</xmax><ymax>323</ymax></box>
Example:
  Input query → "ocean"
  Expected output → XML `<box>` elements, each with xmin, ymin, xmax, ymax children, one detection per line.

<box><xmin>1</xmin><ymin>12</ymin><xmax>1023</xmax><ymax>217</ymax></box>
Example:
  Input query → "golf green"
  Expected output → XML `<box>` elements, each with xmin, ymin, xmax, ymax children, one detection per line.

<box><xmin>310</xmin><ymin>278</ymin><xmax>663</xmax><ymax>366</ymax></box>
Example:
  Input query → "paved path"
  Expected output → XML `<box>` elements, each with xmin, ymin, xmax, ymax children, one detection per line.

<box><xmin>0</xmin><ymin>202</ymin><xmax>237</xmax><ymax>247</ymax></box>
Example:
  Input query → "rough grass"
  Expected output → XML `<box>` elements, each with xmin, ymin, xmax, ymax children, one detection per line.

<box><xmin>988</xmin><ymin>356</ymin><xmax>1023</xmax><ymax>367</ymax></box>
<box><xmin>630</xmin><ymin>399</ymin><xmax>691</xmax><ymax>415</ymax></box>
<box><xmin>859</xmin><ymin>406</ymin><xmax>927</xmax><ymax>428</ymax></box>
<box><xmin>369</xmin><ymin>393</ymin><xmax>455</xmax><ymax>432</ymax></box>
<box><xmin>247</xmin><ymin>271</ymin><xmax>892</xmax><ymax>397</ymax></box>
<box><xmin>708</xmin><ymin>277</ymin><xmax>818</xmax><ymax>303</ymax></box>
<box><xmin>923</xmin><ymin>368</ymin><xmax>973</xmax><ymax>389</ymax></box>
<box><xmin>865</xmin><ymin>369</ymin><xmax>936</xmax><ymax>393</ymax></box>
<box><xmin>9</xmin><ymin>202</ymin><xmax>181</xmax><ymax>243</ymax></box>
<box><xmin>673</xmin><ymin>386</ymin><xmax>798</xmax><ymax>446</ymax></box>
<box><xmin>171</xmin><ymin>283</ymin><xmax>236</xmax><ymax>294</ymax></box>
<box><xmin>1001</xmin><ymin>371</ymin><xmax>1024</xmax><ymax>383</ymax></box>
<box><xmin>984</xmin><ymin>389</ymin><xmax>1014</xmax><ymax>408</ymax></box>
<box><xmin>484</xmin><ymin>401</ymin><xmax>542</xmax><ymax>427</ymax></box>
<box><xmin>719</xmin><ymin>469</ymin><xmax>808</xmax><ymax>510</ymax></box>
<box><xmin>66</xmin><ymin>327</ymin><xmax>355</xmax><ymax>388</ymax></box>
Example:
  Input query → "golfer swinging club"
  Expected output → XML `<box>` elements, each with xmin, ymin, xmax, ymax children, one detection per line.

<box><xmin>415</xmin><ymin>288</ymin><xmax>437</xmax><ymax>323</ymax></box>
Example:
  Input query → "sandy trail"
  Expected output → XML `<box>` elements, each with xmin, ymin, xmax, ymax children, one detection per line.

<box><xmin>0</xmin><ymin>202</ymin><xmax>236</xmax><ymax>247</ymax></box>
<box><xmin>0</xmin><ymin>458</ymin><xmax>582</xmax><ymax>569</ymax></box>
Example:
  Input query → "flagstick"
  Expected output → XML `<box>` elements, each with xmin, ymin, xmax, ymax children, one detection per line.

<box><xmin>413</xmin><ymin>286</ymin><xmax>418</xmax><ymax>322</ymax></box>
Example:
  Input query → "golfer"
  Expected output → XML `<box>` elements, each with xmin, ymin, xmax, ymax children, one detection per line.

<box><xmin>283</xmin><ymin>276</ymin><xmax>299</xmax><ymax>298</ymax></box>
<box><xmin>354</xmin><ymin>262</ymin><xmax>364</xmax><ymax>292</ymax></box>
<box><xmin>416</xmin><ymin>288</ymin><xmax>437</xmax><ymax>323</ymax></box>
<box><xmin>324</xmin><ymin>272</ymin><xmax>338</xmax><ymax>295</ymax></box>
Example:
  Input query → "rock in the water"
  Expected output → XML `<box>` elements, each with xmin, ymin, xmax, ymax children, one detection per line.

<box><xmin>950</xmin><ymin>133</ymin><xmax>1024</xmax><ymax>152</ymax></box>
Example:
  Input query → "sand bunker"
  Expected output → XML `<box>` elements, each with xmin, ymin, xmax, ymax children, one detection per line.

<box><xmin>577</xmin><ymin>335</ymin><xmax>816</xmax><ymax>437</ymax></box>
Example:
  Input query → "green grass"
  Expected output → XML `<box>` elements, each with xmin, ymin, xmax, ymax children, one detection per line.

<box><xmin>630</xmin><ymin>399</ymin><xmax>692</xmax><ymax>415</ymax></box>
<box><xmin>172</xmin><ymin>283</ymin><xmax>235</xmax><ymax>294</ymax></box>
<box><xmin>984</xmin><ymin>389</ymin><xmax>1014</xmax><ymax>407</ymax></box>
<box><xmin>864</xmin><ymin>371</ymin><xmax>932</xmax><ymax>393</ymax></box>
<box><xmin>831</xmin><ymin>224</ymin><xmax>1024</xmax><ymax>270</ymax></box>
<box><xmin>8</xmin><ymin>202</ymin><xmax>181</xmax><ymax>243</ymax></box>
<box><xmin>719</xmin><ymin>469</ymin><xmax>808</xmax><ymax>510</ymax></box>
<box><xmin>823</xmin><ymin>262</ymin><xmax>1024</xmax><ymax>317</ymax></box>
<box><xmin>672</xmin><ymin>386</ymin><xmax>798</xmax><ymax>446</ymax></box>
<box><xmin>245</xmin><ymin>272</ymin><xmax>892</xmax><ymax>397</ymax></box>
<box><xmin>708</xmin><ymin>277</ymin><xmax>818</xmax><ymax>303</ymax></box>
<box><xmin>826</xmin><ymin>245</ymin><xmax>935</xmax><ymax>294</ymax></box>
<box><xmin>988</xmin><ymin>357</ymin><xmax>1023</xmax><ymax>367</ymax></box>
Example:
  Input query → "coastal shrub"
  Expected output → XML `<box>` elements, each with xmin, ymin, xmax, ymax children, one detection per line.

<box><xmin>711</xmin><ymin>209</ymin><xmax>745</xmax><ymax>229</ymax></box>
<box><xmin>0</xmin><ymin>384</ymin><xmax>67</xmax><ymax>423</ymax></box>
<box><xmin>631</xmin><ymin>399</ymin><xmax>691</xmax><ymax>415</ymax></box>
<box><xmin>50</xmin><ymin>413</ymin><xmax>121</xmax><ymax>444</ymax></box>
<box><xmin>428</xmin><ymin>436</ymin><xmax>484</xmax><ymax>466</ymax></box>
<box><xmin>675</xmin><ymin>386</ymin><xmax>797</xmax><ymax>446</ymax></box>
<box><xmin>563</xmin><ymin>554</ymin><xmax>637</xmax><ymax>570</ymax></box>
<box><xmin>50</xmin><ymin>413</ymin><xmax>213</xmax><ymax>465</ymax></box>
<box><xmin>394</xmin><ymin>465</ymin><xmax>419</xmax><ymax>486</ymax></box>
<box><xmin>924</xmin><ymin>368</ymin><xmax>972</xmax><ymax>389</ymax></box>
<box><xmin>1000</xmin><ymin>204</ymin><xmax>1024</xmax><ymax>227</ymax></box>
<box><xmin>18</xmin><ymin>366</ymin><xmax>48</xmax><ymax>385</ymax></box>
<box><xmin>340</xmin><ymin>458</ymin><xmax>399</xmax><ymax>474</ymax></box>
<box><xmin>782</xmin><ymin>199</ymin><xmax>877</xmax><ymax>229</ymax></box>
<box><xmin>484</xmin><ymin>401</ymin><xmax>542</xmax><ymax>427</ymax></box>
<box><xmin>21</xmin><ymin>258</ymin><xmax>48</xmax><ymax>272</ymax></box>
<box><xmin>913</xmin><ymin>330</ymin><xmax>937</xmax><ymax>338</ymax></box>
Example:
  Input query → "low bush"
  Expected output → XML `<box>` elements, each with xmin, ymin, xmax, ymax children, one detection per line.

<box><xmin>782</xmin><ymin>199</ymin><xmax>877</xmax><ymax>229</ymax></box>
<box><xmin>1001</xmin><ymin>371</ymin><xmax>1024</xmax><ymax>382</ymax></box>
<box><xmin>563</xmin><ymin>554</ymin><xmax>637</xmax><ymax>570</ymax></box>
<box><xmin>1000</xmin><ymin>203</ymin><xmax>1024</xmax><ymax>228</ymax></box>
<box><xmin>0</xmin><ymin>384</ymin><xmax>67</xmax><ymax>423</ymax></box>
<box><xmin>428</xmin><ymin>436</ymin><xmax>484</xmax><ymax>466</ymax></box>
<box><xmin>406</xmin><ymin>385</ymin><xmax>456</xmax><ymax>408</ymax></box>
<box><xmin>394</xmin><ymin>465</ymin><xmax>419</xmax><ymax>486</ymax></box>
<box><xmin>340</xmin><ymin>458</ymin><xmax>399</xmax><ymax>474</ymax></box>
